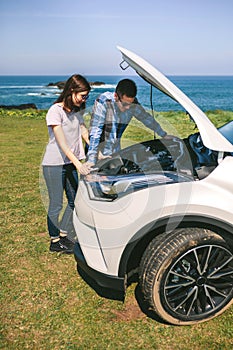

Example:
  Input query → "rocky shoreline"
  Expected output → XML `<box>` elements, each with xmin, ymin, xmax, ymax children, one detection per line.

<box><xmin>0</xmin><ymin>80</ymin><xmax>106</xmax><ymax>109</ymax></box>
<box><xmin>0</xmin><ymin>103</ymin><xmax>37</xmax><ymax>110</ymax></box>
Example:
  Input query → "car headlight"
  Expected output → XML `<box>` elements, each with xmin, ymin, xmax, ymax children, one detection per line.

<box><xmin>84</xmin><ymin>174</ymin><xmax>118</xmax><ymax>201</ymax></box>
<box><xmin>83</xmin><ymin>172</ymin><xmax>191</xmax><ymax>202</ymax></box>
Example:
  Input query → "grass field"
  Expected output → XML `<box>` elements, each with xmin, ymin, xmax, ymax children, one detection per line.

<box><xmin>0</xmin><ymin>108</ymin><xmax>233</xmax><ymax>349</ymax></box>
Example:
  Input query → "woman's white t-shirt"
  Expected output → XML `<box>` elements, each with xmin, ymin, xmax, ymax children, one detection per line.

<box><xmin>42</xmin><ymin>103</ymin><xmax>85</xmax><ymax>166</ymax></box>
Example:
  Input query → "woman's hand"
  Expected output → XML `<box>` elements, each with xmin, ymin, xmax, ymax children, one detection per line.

<box><xmin>76</xmin><ymin>162</ymin><xmax>93</xmax><ymax>175</ymax></box>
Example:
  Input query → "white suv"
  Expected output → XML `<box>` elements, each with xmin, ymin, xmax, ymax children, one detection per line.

<box><xmin>73</xmin><ymin>47</ymin><xmax>233</xmax><ymax>325</ymax></box>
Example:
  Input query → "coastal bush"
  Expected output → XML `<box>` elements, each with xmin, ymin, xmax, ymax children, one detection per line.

<box><xmin>0</xmin><ymin>108</ymin><xmax>47</xmax><ymax>120</ymax></box>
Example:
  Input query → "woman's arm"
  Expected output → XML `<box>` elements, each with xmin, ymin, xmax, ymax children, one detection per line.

<box><xmin>52</xmin><ymin>125</ymin><xmax>91</xmax><ymax>175</ymax></box>
<box><xmin>80</xmin><ymin>123</ymin><xmax>89</xmax><ymax>145</ymax></box>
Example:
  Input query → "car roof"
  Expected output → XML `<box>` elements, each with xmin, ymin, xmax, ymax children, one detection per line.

<box><xmin>117</xmin><ymin>46</ymin><xmax>233</xmax><ymax>153</ymax></box>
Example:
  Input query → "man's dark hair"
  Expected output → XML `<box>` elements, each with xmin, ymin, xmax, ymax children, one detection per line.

<box><xmin>116</xmin><ymin>79</ymin><xmax>137</xmax><ymax>98</ymax></box>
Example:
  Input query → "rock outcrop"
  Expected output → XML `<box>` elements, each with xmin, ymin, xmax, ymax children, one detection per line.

<box><xmin>47</xmin><ymin>81</ymin><xmax>105</xmax><ymax>89</ymax></box>
<box><xmin>0</xmin><ymin>103</ymin><xmax>37</xmax><ymax>110</ymax></box>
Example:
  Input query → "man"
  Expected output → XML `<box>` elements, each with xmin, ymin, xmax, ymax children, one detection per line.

<box><xmin>87</xmin><ymin>79</ymin><xmax>171</xmax><ymax>165</ymax></box>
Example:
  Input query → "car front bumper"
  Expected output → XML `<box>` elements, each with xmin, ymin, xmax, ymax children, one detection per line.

<box><xmin>74</xmin><ymin>242</ymin><xmax>125</xmax><ymax>299</ymax></box>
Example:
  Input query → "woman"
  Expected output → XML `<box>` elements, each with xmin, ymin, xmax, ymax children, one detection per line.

<box><xmin>42</xmin><ymin>74</ymin><xmax>92</xmax><ymax>253</ymax></box>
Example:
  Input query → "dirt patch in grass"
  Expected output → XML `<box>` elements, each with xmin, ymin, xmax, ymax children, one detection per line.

<box><xmin>112</xmin><ymin>296</ymin><xmax>146</xmax><ymax>322</ymax></box>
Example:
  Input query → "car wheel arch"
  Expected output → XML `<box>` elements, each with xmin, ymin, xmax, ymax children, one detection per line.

<box><xmin>118</xmin><ymin>214</ymin><xmax>233</xmax><ymax>279</ymax></box>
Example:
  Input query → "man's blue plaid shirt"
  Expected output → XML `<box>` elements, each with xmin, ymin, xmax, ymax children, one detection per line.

<box><xmin>87</xmin><ymin>91</ymin><xmax>167</xmax><ymax>164</ymax></box>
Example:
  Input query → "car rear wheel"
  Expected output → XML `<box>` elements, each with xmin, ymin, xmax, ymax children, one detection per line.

<box><xmin>139</xmin><ymin>227</ymin><xmax>233</xmax><ymax>325</ymax></box>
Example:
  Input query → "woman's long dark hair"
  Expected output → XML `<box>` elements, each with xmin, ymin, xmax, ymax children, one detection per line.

<box><xmin>55</xmin><ymin>74</ymin><xmax>91</xmax><ymax>112</ymax></box>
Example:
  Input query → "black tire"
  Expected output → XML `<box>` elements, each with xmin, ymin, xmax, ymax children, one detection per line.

<box><xmin>139</xmin><ymin>228</ymin><xmax>233</xmax><ymax>325</ymax></box>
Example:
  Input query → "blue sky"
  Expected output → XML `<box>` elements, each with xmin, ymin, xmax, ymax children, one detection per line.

<box><xmin>0</xmin><ymin>0</ymin><xmax>233</xmax><ymax>75</ymax></box>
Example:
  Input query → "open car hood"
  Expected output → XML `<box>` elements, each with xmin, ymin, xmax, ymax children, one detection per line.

<box><xmin>117</xmin><ymin>46</ymin><xmax>233</xmax><ymax>153</ymax></box>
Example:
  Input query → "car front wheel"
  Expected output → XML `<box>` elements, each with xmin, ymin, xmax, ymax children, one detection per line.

<box><xmin>139</xmin><ymin>227</ymin><xmax>233</xmax><ymax>325</ymax></box>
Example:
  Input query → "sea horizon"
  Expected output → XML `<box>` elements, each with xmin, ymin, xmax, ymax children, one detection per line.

<box><xmin>0</xmin><ymin>74</ymin><xmax>233</xmax><ymax>112</ymax></box>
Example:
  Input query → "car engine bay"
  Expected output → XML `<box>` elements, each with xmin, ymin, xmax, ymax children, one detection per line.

<box><xmin>94</xmin><ymin>136</ymin><xmax>214</xmax><ymax>179</ymax></box>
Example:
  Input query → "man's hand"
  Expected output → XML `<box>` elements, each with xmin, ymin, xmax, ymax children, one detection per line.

<box><xmin>98</xmin><ymin>150</ymin><xmax>112</xmax><ymax>160</ymax></box>
<box><xmin>163</xmin><ymin>134</ymin><xmax>176</xmax><ymax>140</ymax></box>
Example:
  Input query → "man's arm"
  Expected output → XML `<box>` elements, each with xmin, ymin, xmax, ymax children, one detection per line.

<box><xmin>87</xmin><ymin>99</ymin><xmax>107</xmax><ymax>164</ymax></box>
<box><xmin>133</xmin><ymin>104</ymin><xmax>167</xmax><ymax>137</ymax></box>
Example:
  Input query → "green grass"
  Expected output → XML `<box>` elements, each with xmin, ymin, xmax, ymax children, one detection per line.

<box><xmin>1</xmin><ymin>108</ymin><xmax>233</xmax><ymax>349</ymax></box>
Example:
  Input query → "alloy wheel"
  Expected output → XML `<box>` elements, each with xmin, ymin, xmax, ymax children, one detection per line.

<box><xmin>164</xmin><ymin>244</ymin><xmax>233</xmax><ymax>319</ymax></box>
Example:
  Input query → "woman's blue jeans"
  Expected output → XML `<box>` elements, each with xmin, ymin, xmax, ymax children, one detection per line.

<box><xmin>43</xmin><ymin>164</ymin><xmax>78</xmax><ymax>238</ymax></box>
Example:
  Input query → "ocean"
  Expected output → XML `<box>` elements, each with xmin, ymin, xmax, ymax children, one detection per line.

<box><xmin>0</xmin><ymin>75</ymin><xmax>232</xmax><ymax>112</ymax></box>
